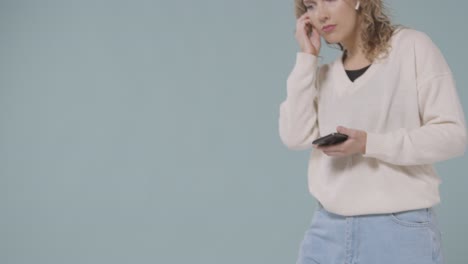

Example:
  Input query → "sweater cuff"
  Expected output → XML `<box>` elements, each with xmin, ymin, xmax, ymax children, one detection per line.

<box><xmin>362</xmin><ymin>132</ymin><xmax>383</xmax><ymax>158</ymax></box>
<box><xmin>296</xmin><ymin>52</ymin><xmax>318</xmax><ymax>63</ymax></box>
<box><xmin>294</xmin><ymin>52</ymin><xmax>319</xmax><ymax>71</ymax></box>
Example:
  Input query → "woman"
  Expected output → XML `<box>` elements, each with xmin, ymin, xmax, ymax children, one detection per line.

<box><xmin>278</xmin><ymin>0</ymin><xmax>467</xmax><ymax>263</ymax></box>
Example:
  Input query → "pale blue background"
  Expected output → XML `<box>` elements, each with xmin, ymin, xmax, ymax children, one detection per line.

<box><xmin>1</xmin><ymin>0</ymin><xmax>467</xmax><ymax>263</ymax></box>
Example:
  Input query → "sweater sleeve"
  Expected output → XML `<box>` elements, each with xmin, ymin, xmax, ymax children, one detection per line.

<box><xmin>362</xmin><ymin>32</ymin><xmax>468</xmax><ymax>165</ymax></box>
<box><xmin>278</xmin><ymin>52</ymin><xmax>321</xmax><ymax>150</ymax></box>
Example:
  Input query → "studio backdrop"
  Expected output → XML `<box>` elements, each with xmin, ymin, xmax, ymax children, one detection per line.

<box><xmin>1</xmin><ymin>0</ymin><xmax>467</xmax><ymax>263</ymax></box>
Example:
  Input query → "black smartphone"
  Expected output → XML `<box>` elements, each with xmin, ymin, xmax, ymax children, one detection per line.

<box><xmin>312</xmin><ymin>132</ymin><xmax>348</xmax><ymax>146</ymax></box>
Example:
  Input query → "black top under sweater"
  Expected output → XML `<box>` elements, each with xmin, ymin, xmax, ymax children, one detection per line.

<box><xmin>345</xmin><ymin>64</ymin><xmax>372</xmax><ymax>82</ymax></box>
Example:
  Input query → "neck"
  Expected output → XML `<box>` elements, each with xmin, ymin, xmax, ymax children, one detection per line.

<box><xmin>342</xmin><ymin>37</ymin><xmax>365</xmax><ymax>62</ymax></box>
<box><xmin>341</xmin><ymin>17</ymin><xmax>367</xmax><ymax>63</ymax></box>
<box><xmin>341</xmin><ymin>32</ymin><xmax>371</xmax><ymax>68</ymax></box>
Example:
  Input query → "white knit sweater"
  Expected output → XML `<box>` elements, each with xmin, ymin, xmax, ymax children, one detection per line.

<box><xmin>279</xmin><ymin>27</ymin><xmax>467</xmax><ymax>216</ymax></box>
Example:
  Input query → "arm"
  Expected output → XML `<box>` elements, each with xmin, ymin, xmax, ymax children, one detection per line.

<box><xmin>279</xmin><ymin>52</ymin><xmax>321</xmax><ymax>150</ymax></box>
<box><xmin>362</xmin><ymin>32</ymin><xmax>468</xmax><ymax>165</ymax></box>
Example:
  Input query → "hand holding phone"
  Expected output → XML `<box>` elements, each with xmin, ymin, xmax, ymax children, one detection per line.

<box><xmin>312</xmin><ymin>132</ymin><xmax>348</xmax><ymax>147</ymax></box>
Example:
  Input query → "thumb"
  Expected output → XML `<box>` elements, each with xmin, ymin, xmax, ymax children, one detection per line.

<box><xmin>336</xmin><ymin>126</ymin><xmax>349</xmax><ymax>135</ymax></box>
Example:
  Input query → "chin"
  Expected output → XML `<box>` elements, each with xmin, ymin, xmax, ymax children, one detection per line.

<box><xmin>324</xmin><ymin>32</ymin><xmax>345</xmax><ymax>44</ymax></box>
<box><xmin>324</xmin><ymin>37</ymin><xmax>339</xmax><ymax>45</ymax></box>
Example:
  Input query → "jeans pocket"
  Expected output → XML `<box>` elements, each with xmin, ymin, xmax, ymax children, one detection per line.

<box><xmin>389</xmin><ymin>207</ymin><xmax>432</xmax><ymax>228</ymax></box>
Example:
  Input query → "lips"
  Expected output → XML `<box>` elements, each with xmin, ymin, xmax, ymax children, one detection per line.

<box><xmin>322</xmin><ymin>25</ymin><xmax>336</xmax><ymax>32</ymax></box>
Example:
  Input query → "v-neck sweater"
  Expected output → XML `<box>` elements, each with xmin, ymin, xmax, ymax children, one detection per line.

<box><xmin>278</xmin><ymin>27</ymin><xmax>467</xmax><ymax>216</ymax></box>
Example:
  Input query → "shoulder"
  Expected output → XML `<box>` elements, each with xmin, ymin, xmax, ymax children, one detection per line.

<box><xmin>396</xmin><ymin>27</ymin><xmax>452</xmax><ymax>81</ymax></box>
<box><xmin>394</xmin><ymin>26</ymin><xmax>438</xmax><ymax>50</ymax></box>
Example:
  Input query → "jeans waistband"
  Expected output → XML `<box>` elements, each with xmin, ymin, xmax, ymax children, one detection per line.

<box><xmin>315</xmin><ymin>200</ymin><xmax>432</xmax><ymax>217</ymax></box>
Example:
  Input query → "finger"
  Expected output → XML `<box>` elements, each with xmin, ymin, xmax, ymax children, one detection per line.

<box><xmin>297</xmin><ymin>18</ymin><xmax>310</xmax><ymax>29</ymax></box>
<box><xmin>310</xmin><ymin>25</ymin><xmax>320</xmax><ymax>40</ymax></box>
<box><xmin>322</xmin><ymin>149</ymin><xmax>344</xmax><ymax>155</ymax></box>
<box><xmin>318</xmin><ymin>145</ymin><xmax>341</xmax><ymax>152</ymax></box>
<box><xmin>323</xmin><ymin>151</ymin><xmax>344</xmax><ymax>157</ymax></box>
<box><xmin>297</xmin><ymin>14</ymin><xmax>310</xmax><ymax>25</ymax></box>
<box><xmin>297</xmin><ymin>22</ymin><xmax>311</xmax><ymax>36</ymax></box>
<box><xmin>300</xmin><ymin>12</ymin><xmax>310</xmax><ymax>19</ymax></box>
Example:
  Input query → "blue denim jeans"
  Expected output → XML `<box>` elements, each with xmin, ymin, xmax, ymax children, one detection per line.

<box><xmin>296</xmin><ymin>202</ymin><xmax>445</xmax><ymax>264</ymax></box>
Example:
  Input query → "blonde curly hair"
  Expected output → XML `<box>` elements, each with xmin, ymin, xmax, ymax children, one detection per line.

<box><xmin>294</xmin><ymin>0</ymin><xmax>407</xmax><ymax>62</ymax></box>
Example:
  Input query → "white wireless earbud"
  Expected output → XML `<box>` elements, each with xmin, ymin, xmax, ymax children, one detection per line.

<box><xmin>355</xmin><ymin>1</ymin><xmax>360</xmax><ymax>10</ymax></box>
